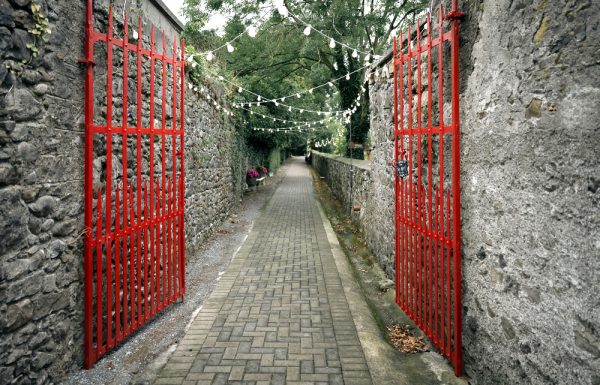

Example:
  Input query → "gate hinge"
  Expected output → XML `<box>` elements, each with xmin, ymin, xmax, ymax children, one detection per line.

<box><xmin>78</xmin><ymin>58</ymin><xmax>96</xmax><ymax>66</ymax></box>
<box><xmin>444</xmin><ymin>11</ymin><xmax>465</xmax><ymax>21</ymax></box>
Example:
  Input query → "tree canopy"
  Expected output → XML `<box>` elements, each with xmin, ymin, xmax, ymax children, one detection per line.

<box><xmin>182</xmin><ymin>0</ymin><xmax>427</xmax><ymax>158</ymax></box>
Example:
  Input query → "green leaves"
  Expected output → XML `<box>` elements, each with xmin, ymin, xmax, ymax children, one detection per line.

<box><xmin>181</xmin><ymin>0</ymin><xmax>425</xmax><ymax>156</ymax></box>
<box><xmin>25</xmin><ymin>1</ymin><xmax>51</xmax><ymax>58</ymax></box>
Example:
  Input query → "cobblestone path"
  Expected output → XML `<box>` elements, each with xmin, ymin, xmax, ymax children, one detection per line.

<box><xmin>154</xmin><ymin>158</ymin><xmax>373</xmax><ymax>385</ymax></box>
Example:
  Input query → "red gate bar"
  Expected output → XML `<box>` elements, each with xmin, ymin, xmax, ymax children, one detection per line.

<box><xmin>392</xmin><ymin>0</ymin><xmax>463</xmax><ymax>376</ymax></box>
<box><xmin>82</xmin><ymin>0</ymin><xmax>186</xmax><ymax>369</ymax></box>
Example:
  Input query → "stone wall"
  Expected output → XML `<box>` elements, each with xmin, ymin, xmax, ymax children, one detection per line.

<box><xmin>457</xmin><ymin>1</ymin><xmax>599</xmax><ymax>383</ymax></box>
<box><xmin>311</xmin><ymin>152</ymin><xmax>371</xmax><ymax>210</ymax></box>
<box><xmin>323</xmin><ymin>0</ymin><xmax>600</xmax><ymax>384</ymax></box>
<box><xmin>0</xmin><ymin>0</ymin><xmax>249</xmax><ymax>383</ymax></box>
<box><xmin>310</xmin><ymin>152</ymin><xmax>397</xmax><ymax>273</ymax></box>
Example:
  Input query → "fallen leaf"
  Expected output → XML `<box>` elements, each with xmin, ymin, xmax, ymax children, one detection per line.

<box><xmin>387</xmin><ymin>324</ymin><xmax>429</xmax><ymax>353</ymax></box>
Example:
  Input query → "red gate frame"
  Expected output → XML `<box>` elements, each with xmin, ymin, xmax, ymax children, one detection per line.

<box><xmin>392</xmin><ymin>0</ymin><xmax>463</xmax><ymax>376</ymax></box>
<box><xmin>82</xmin><ymin>0</ymin><xmax>186</xmax><ymax>368</ymax></box>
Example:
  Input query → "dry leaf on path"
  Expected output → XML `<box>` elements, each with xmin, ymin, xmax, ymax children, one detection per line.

<box><xmin>388</xmin><ymin>324</ymin><xmax>429</xmax><ymax>353</ymax></box>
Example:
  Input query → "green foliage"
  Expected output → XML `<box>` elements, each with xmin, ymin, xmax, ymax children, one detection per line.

<box><xmin>182</xmin><ymin>0</ymin><xmax>221</xmax><ymax>53</ymax></box>
<box><xmin>27</xmin><ymin>1</ymin><xmax>51</xmax><ymax>58</ymax></box>
<box><xmin>184</xmin><ymin>46</ymin><xmax>208</xmax><ymax>83</ymax></box>
<box><xmin>182</xmin><ymin>0</ymin><xmax>426</xmax><ymax>157</ymax></box>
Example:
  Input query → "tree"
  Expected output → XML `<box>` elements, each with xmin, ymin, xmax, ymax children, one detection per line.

<box><xmin>182</xmin><ymin>0</ymin><xmax>427</xmax><ymax>158</ymax></box>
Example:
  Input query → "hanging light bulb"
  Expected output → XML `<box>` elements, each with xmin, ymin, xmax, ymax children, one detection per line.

<box><xmin>257</xmin><ymin>95</ymin><xmax>262</xmax><ymax>102</ymax></box>
<box><xmin>275</xmin><ymin>101</ymin><xmax>279</xmax><ymax>106</ymax></box>
<box><xmin>206</xmin><ymin>51</ymin><xmax>213</xmax><ymax>61</ymax></box>
<box><xmin>227</xmin><ymin>42</ymin><xmax>234</xmax><ymax>52</ymax></box>
<box><xmin>247</xmin><ymin>25</ymin><xmax>257</xmax><ymax>38</ymax></box>
<box><xmin>288</xmin><ymin>106</ymin><xmax>292</xmax><ymax>112</ymax></box>
<box><xmin>352</xmin><ymin>49</ymin><xmax>358</xmax><ymax>58</ymax></box>
<box><xmin>296</xmin><ymin>93</ymin><xmax>301</xmax><ymax>98</ymax></box>
<box><xmin>303</xmin><ymin>25</ymin><xmax>311</xmax><ymax>36</ymax></box>
<box><xmin>333</xmin><ymin>62</ymin><xmax>338</xmax><ymax>71</ymax></box>
<box><xmin>238</xmin><ymin>87</ymin><xmax>243</xmax><ymax>93</ymax></box>
<box><xmin>276</xmin><ymin>2</ymin><xmax>289</xmax><ymax>17</ymax></box>
<box><xmin>309</xmin><ymin>88</ymin><xmax>314</xmax><ymax>94</ymax></box>
<box><xmin>132</xmin><ymin>29</ymin><xmax>138</xmax><ymax>40</ymax></box>
<box><xmin>188</xmin><ymin>83</ymin><xmax>193</xmax><ymax>90</ymax></box>
<box><xmin>329</xmin><ymin>38</ymin><xmax>336</xmax><ymax>48</ymax></box>
<box><xmin>346</xmin><ymin>73</ymin><xmax>350</xmax><ymax>80</ymax></box>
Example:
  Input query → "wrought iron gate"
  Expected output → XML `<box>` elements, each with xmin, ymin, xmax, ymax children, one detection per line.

<box><xmin>82</xmin><ymin>1</ymin><xmax>186</xmax><ymax>368</ymax></box>
<box><xmin>392</xmin><ymin>1</ymin><xmax>463</xmax><ymax>375</ymax></box>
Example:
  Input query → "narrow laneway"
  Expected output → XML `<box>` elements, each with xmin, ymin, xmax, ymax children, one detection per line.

<box><xmin>154</xmin><ymin>157</ymin><xmax>373</xmax><ymax>385</ymax></box>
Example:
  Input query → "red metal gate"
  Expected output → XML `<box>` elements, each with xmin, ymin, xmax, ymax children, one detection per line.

<box><xmin>82</xmin><ymin>1</ymin><xmax>186</xmax><ymax>368</ymax></box>
<box><xmin>392</xmin><ymin>1</ymin><xmax>463</xmax><ymax>376</ymax></box>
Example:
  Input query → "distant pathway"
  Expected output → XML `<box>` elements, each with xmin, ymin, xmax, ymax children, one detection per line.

<box><xmin>153</xmin><ymin>157</ymin><xmax>372</xmax><ymax>385</ymax></box>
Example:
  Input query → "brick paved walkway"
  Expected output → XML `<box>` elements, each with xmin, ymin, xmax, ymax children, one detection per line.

<box><xmin>154</xmin><ymin>158</ymin><xmax>373</xmax><ymax>385</ymax></box>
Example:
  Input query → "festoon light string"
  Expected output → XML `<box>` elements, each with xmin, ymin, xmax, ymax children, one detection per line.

<box><xmin>202</xmin><ymin>68</ymin><xmax>367</xmax><ymax>125</ymax></box>
<box><xmin>185</xmin><ymin>87</ymin><xmax>362</xmax><ymax>137</ymax></box>
<box><xmin>187</xmin><ymin>80</ymin><xmax>346</xmax><ymax>133</ymax></box>
<box><xmin>185</xmin><ymin>1</ymin><xmax>375</xmax><ymax>65</ymax></box>
<box><xmin>312</xmin><ymin>136</ymin><xmax>335</xmax><ymax>148</ymax></box>
<box><xmin>230</xmin><ymin>64</ymin><xmax>370</xmax><ymax>108</ymax></box>
<box><xmin>182</xmin><ymin>0</ymin><xmax>398</xmax><ymax>136</ymax></box>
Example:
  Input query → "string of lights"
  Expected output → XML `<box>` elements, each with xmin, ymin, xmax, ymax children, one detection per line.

<box><xmin>204</xmin><ymin>67</ymin><xmax>367</xmax><ymax>114</ymax></box>
<box><xmin>185</xmin><ymin>2</ymin><xmax>380</xmax><ymax>69</ymax></box>
<box><xmin>312</xmin><ymin>136</ymin><xmax>335</xmax><ymax>148</ymax></box>
<box><xmin>230</xmin><ymin>65</ymin><xmax>369</xmax><ymax>106</ymax></box>
<box><xmin>187</xmin><ymin>81</ymin><xmax>343</xmax><ymax>135</ymax></box>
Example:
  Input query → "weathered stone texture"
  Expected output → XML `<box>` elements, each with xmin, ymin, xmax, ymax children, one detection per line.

<box><xmin>457</xmin><ymin>1</ymin><xmax>600</xmax><ymax>384</ymax></box>
<box><xmin>319</xmin><ymin>0</ymin><xmax>600</xmax><ymax>384</ymax></box>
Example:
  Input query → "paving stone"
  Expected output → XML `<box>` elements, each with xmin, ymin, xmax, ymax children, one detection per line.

<box><xmin>153</xmin><ymin>160</ymin><xmax>372</xmax><ymax>384</ymax></box>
